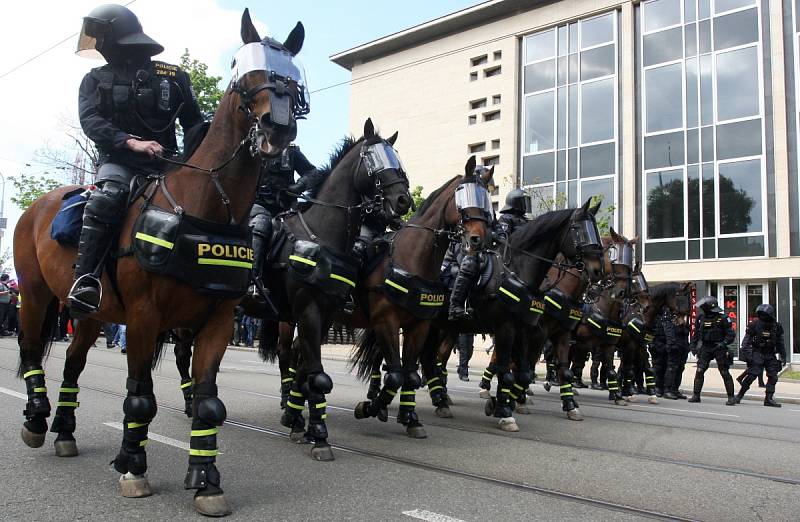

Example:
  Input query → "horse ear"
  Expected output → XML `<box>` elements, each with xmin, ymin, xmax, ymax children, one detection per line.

<box><xmin>481</xmin><ymin>165</ymin><xmax>495</xmax><ymax>185</ymax></box>
<box><xmin>589</xmin><ymin>199</ymin><xmax>602</xmax><ymax>215</ymax></box>
<box><xmin>241</xmin><ymin>9</ymin><xmax>261</xmax><ymax>44</ymax></box>
<box><xmin>283</xmin><ymin>22</ymin><xmax>305</xmax><ymax>56</ymax></box>
<box><xmin>363</xmin><ymin>118</ymin><xmax>375</xmax><ymax>138</ymax></box>
<box><xmin>386</xmin><ymin>131</ymin><xmax>398</xmax><ymax>146</ymax></box>
<box><xmin>580</xmin><ymin>198</ymin><xmax>592</xmax><ymax>214</ymax></box>
<box><xmin>629</xmin><ymin>235</ymin><xmax>639</xmax><ymax>243</ymax></box>
<box><xmin>465</xmin><ymin>156</ymin><xmax>477</xmax><ymax>176</ymax></box>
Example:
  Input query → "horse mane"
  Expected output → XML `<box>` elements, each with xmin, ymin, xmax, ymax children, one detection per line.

<box><xmin>409</xmin><ymin>175</ymin><xmax>460</xmax><ymax>221</ymax></box>
<box><xmin>509</xmin><ymin>208</ymin><xmax>575</xmax><ymax>251</ymax></box>
<box><xmin>318</xmin><ymin>136</ymin><xmax>360</xmax><ymax>178</ymax></box>
<box><xmin>650</xmin><ymin>282</ymin><xmax>680</xmax><ymax>300</ymax></box>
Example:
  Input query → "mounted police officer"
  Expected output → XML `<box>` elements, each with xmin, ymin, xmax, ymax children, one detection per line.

<box><xmin>735</xmin><ymin>304</ymin><xmax>786</xmax><ymax>407</ymax></box>
<box><xmin>71</xmin><ymin>4</ymin><xmax>204</xmax><ymax>316</ymax></box>
<box><xmin>688</xmin><ymin>296</ymin><xmax>737</xmax><ymax>405</ymax></box>
<box><xmin>495</xmin><ymin>189</ymin><xmax>530</xmax><ymax>239</ymax></box>
<box><xmin>249</xmin><ymin>146</ymin><xmax>323</xmax><ymax>283</ymax></box>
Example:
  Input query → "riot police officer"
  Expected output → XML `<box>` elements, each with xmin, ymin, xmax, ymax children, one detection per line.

<box><xmin>70</xmin><ymin>4</ymin><xmax>204</xmax><ymax>315</ymax></box>
<box><xmin>495</xmin><ymin>189</ymin><xmax>530</xmax><ymax>239</ymax></box>
<box><xmin>735</xmin><ymin>304</ymin><xmax>786</xmax><ymax>407</ymax></box>
<box><xmin>667</xmin><ymin>314</ymin><xmax>691</xmax><ymax>399</ymax></box>
<box><xmin>688</xmin><ymin>296</ymin><xmax>737</xmax><ymax>405</ymax></box>
<box><xmin>650</xmin><ymin>305</ymin><xmax>676</xmax><ymax>397</ymax></box>
<box><xmin>249</xmin><ymin>146</ymin><xmax>323</xmax><ymax>282</ymax></box>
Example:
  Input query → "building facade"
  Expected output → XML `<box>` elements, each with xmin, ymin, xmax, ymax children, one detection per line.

<box><xmin>331</xmin><ymin>0</ymin><xmax>800</xmax><ymax>359</ymax></box>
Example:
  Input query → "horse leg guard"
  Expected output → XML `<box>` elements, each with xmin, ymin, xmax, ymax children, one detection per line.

<box><xmin>493</xmin><ymin>370</ymin><xmax>515</xmax><ymax>419</ymax></box>
<box><xmin>185</xmin><ymin>383</ymin><xmax>230</xmax><ymax>516</ymax></box>
<box><xmin>435</xmin><ymin>361</ymin><xmax>453</xmax><ymax>405</ymax></box>
<box><xmin>367</xmin><ymin>370</ymin><xmax>382</xmax><ymax>401</ymax></box>
<box><xmin>180</xmin><ymin>379</ymin><xmax>194</xmax><ymax>417</ymax></box>
<box><xmin>306</xmin><ymin>372</ymin><xmax>334</xmax><ymax>460</ymax></box>
<box><xmin>397</xmin><ymin>369</ymin><xmax>426</xmax><ymax>438</ymax></box>
<box><xmin>21</xmin><ymin>367</ymin><xmax>51</xmax><ymax>448</ymax></box>
<box><xmin>479</xmin><ymin>363</ymin><xmax>496</xmax><ymax>399</ymax></box>
<box><xmin>606</xmin><ymin>370</ymin><xmax>625</xmax><ymax>404</ymax></box>
<box><xmin>282</xmin><ymin>380</ymin><xmax>307</xmax><ymax>441</ymax></box>
<box><xmin>279</xmin><ymin>367</ymin><xmax>297</xmax><ymax>409</ymax></box>
<box><xmin>364</xmin><ymin>369</ymin><xmax>402</xmax><ymax>422</ymax></box>
<box><xmin>644</xmin><ymin>367</ymin><xmax>658</xmax><ymax>403</ymax></box>
<box><xmin>114</xmin><ymin>379</ymin><xmax>156</xmax><ymax>498</ymax></box>
<box><xmin>511</xmin><ymin>369</ymin><xmax>533</xmax><ymax>413</ymax></box>
<box><xmin>558</xmin><ymin>366</ymin><xmax>582</xmax><ymax>420</ymax></box>
<box><xmin>50</xmin><ymin>382</ymin><xmax>80</xmax><ymax>456</ymax></box>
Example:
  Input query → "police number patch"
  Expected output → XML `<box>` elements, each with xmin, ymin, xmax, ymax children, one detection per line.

<box><xmin>154</xmin><ymin>62</ymin><xmax>178</xmax><ymax>77</ymax></box>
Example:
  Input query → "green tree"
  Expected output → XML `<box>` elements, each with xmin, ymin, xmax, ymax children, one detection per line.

<box><xmin>528</xmin><ymin>188</ymin><xmax>616</xmax><ymax>235</ymax></box>
<box><xmin>402</xmin><ymin>185</ymin><xmax>426</xmax><ymax>221</ymax></box>
<box><xmin>10</xmin><ymin>174</ymin><xmax>63</xmax><ymax>211</ymax></box>
<box><xmin>180</xmin><ymin>49</ymin><xmax>224</xmax><ymax>115</ymax></box>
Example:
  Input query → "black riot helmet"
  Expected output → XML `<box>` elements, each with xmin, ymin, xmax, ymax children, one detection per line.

<box><xmin>77</xmin><ymin>4</ymin><xmax>164</xmax><ymax>61</ymax></box>
<box><xmin>697</xmin><ymin>295</ymin><xmax>722</xmax><ymax>314</ymax></box>
<box><xmin>501</xmin><ymin>188</ymin><xmax>531</xmax><ymax>216</ymax></box>
<box><xmin>756</xmin><ymin>303</ymin><xmax>776</xmax><ymax>322</ymax></box>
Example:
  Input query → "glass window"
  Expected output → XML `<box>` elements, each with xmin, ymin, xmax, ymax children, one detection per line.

<box><xmin>702</xmin><ymin>163</ymin><xmax>715</xmax><ymax>237</ymax></box>
<box><xmin>558</xmin><ymin>25</ymin><xmax>568</xmax><ymax>56</ymax></box>
<box><xmin>716</xmin><ymin>119</ymin><xmax>762</xmax><ymax>160</ymax></box>
<box><xmin>699</xmin><ymin>0</ymin><xmax>711</xmax><ymax>19</ymax></box>
<box><xmin>686</xmin><ymin>57</ymin><xmax>698</xmax><ymax>127</ymax></box>
<box><xmin>557</xmin><ymin>150</ymin><xmax>566</xmax><ymax>181</ymax></box>
<box><xmin>719</xmin><ymin>159</ymin><xmax>762</xmax><ymax>233</ymax></box>
<box><xmin>569</xmin><ymin>53</ymin><xmax>580</xmax><ymax>83</ymax></box>
<box><xmin>700</xmin><ymin>54</ymin><xmax>713</xmax><ymax>125</ymax></box>
<box><xmin>716</xmin><ymin>46</ymin><xmax>759</xmax><ymax>121</ymax></box>
<box><xmin>703</xmin><ymin>238</ymin><xmax>715</xmax><ymax>258</ymax></box>
<box><xmin>525</xmin><ymin>92</ymin><xmax>554</xmax><ymax>153</ymax></box>
<box><xmin>557</xmin><ymin>56</ymin><xmax>568</xmax><ymax>85</ymax></box>
<box><xmin>689</xmin><ymin>239</ymin><xmax>700</xmax><ymax>258</ymax></box>
<box><xmin>582</xmin><ymin>13</ymin><xmax>614</xmax><ymax>48</ymax></box>
<box><xmin>715</xmin><ymin>0</ymin><xmax>756</xmax><ymax>15</ymax></box>
<box><xmin>568</xmin><ymin>180</ymin><xmax>578</xmax><ymax>207</ymax></box>
<box><xmin>568</xmin><ymin>148</ymin><xmax>578</xmax><ymax>179</ymax></box>
<box><xmin>580</xmin><ymin>142</ymin><xmax>616</xmax><ymax>177</ymax></box>
<box><xmin>699</xmin><ymin>19</ymin><xmax>712</xmax><ymax>53</ymax></box>
<box><xmin>702</xmin><ymin>126</ymin><xmax>714</xmax><ymax>162</ymax></box>
<box><xmin>646</xmin><ymin>63</ymin><xmax>683</xmax><ymax>132</ymax></box>
<box><xmin>581</xmin><ymin>78</ymin><xmax>614</xmax><ymax>143</ymax></box>
<box><xmin>557</xmin><ymin>88</ymin><xmax>567</xmax><ymax>148</ymax></box>
<box><xmin>643</xmin><ymin>0</ymin><xmax>682</xmax><ymax>33</ymax></box>
<box><xmin>687</xmin><ymin>128</ymin><xmax>699</xmax><ymax>164</ymax></box>
<box><xmin>717</xmin><ymin>235</ymin><xmax>764</xmax><ymax>257</ymax></box>
<box><xmin>688</xmin><ymin>165</ymin><xmax>700</xmax><ymax>237</ymax></box>
<box><xmin>581</xmin><ymin>177</ymin><xmax>614</xmax><ymax>210</ymax></box>
<box><xmin>646</xmin><ymin>240</ymin><xmax>686</xmax><ymax>261</ymax></box>
<box><xmin>643</xmin><ymin>27</ymin><xmax>684</xmax><ymax>66</ymax></box>
<box><xmin>647</xmin><ymin>168</ymin><xmax>685</xmax><ymax>238</ymax></box>
<box><xmin>526</xmin><ymin>30</ymin><xmax>555</xmax><ymax>62</ymax></box>
<box><xmin>581</xmin><ymin>44</ymin><xmax>615</xmax><ymax>80</ymax></box>
<box><xmin>645</xmin><ymin>131</ymin><xmax>685</xmax><ymax>169</ymax></box>
<box><xmin>685</xmin><ymin>0</ymin><xmax>697</xmax><ymax>23</ymax></box>
<box><xmin>713</xmin><ymin>8</ymin><xmax>759</xmax><ymax>50</ymax></box>
<box><xmin>685</xmin><ymin>23</ymin><xmax>697</xmax><ymax>56</ymax></box>
<box><xmin>523</xmin><ymin>153</ymin><xmax>555</xmax><ymax>185</ymax></box>
<box><xmin>524</xmin><ymin>61</ymin><xmax>556</xmax><ymax>93</ymax></box>
<box><xmin>569</xmin><ymin>84</ymin><xmax>579</xmax><ymax>146</ymax></box>
<box><xmin>569</xmin><ymin>23</ymin><xmax>579</xmax><ymax>53</ymax></box>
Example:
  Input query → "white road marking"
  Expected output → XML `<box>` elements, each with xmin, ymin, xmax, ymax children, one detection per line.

<box><xmin>630</xmin><ymin>404</ymin><xmax>739</xmax><ymax>417</ymax></box>
<box><xmin>103</xmin><ymin>422</ymin><xmax>217</xmax><ymax>452</ymax></box>
<box><xmin>402</xmin><ymin>509</ymin><xmax>466</xmax><ymax>522</ymax></box>
<box><xmin>0</xmin><ymin>386</ymin><xmax>27</xmax><ymax>400</ymax></box>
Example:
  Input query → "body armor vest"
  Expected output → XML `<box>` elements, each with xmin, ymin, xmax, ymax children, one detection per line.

<box><xmin>752</xmin><ymin>321</ymin><xmax>777</xmax><ymax>353</ymax></box>
<box><xmin>701</xmin><ymin>314</ymin><xmax>727</xmax><ymax>344</ymax></box>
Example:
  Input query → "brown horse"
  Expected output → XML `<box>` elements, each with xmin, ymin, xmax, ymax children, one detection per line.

<box><xmin>14</xmin><ymin>10</ymin><xmax>301</xmax><ymax>516</ymax></box>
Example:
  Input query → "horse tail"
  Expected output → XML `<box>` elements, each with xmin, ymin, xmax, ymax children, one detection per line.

<box><xmin>16</xmin><ymin>297</ymin><xmax>59</xmax><ymax>378</ymax></box>
<box><xmin>151</xmin><ymin>331</ymin><xmax>170</xmax><ymax>370</ymax></box>
<box><xmin>258</xmin><ymin>320</ymin><xmax>280</xmax><ymax>362</ymax></box>
<box><xmin>350</xmin><ymin>328</ymin><xmax>381</xmax><ymax>382</ymax></box>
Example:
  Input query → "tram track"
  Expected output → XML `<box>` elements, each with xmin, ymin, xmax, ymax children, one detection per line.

<box><xmin>0</xmin><ymin>362</ymin><xmax>698</xmax><ymax>521</ymax></box>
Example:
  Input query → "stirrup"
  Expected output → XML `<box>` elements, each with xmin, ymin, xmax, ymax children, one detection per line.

<box><xmin>68</xmin><ymin>274</ymin><xmax>102</xmax><ymax>316</ymax></box>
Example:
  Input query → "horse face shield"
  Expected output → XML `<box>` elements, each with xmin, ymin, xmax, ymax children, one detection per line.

<box><xmin>453</xmin><ymin>182</ymin><xmax>492</xmax><ymax>250</ymax></box>
<box><xmin>361</xmin><ymin>142</ymin><xmax>411</xmax><ymax>227</ymax></box>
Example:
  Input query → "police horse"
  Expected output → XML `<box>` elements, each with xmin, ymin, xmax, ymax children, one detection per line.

<box><xmin>14</xmin><ymin>10</ymin><xmax>306</xmax><ymax>516</ymax></box>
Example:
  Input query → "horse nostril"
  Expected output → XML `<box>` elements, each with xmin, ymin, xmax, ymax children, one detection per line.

<box><xmin>259</xmin><ymin>113</ymin><xmax>271</xmax><ymax>129</ymax></box>
<box><xmin>469</xmin><ymin>235</ymin><xmax>481</xmax><ymax>246</ymax></box>
<box><xmin>397</xmin><ymin>195</ymin><xmax>410</xmax><ymax>210</ymax></box>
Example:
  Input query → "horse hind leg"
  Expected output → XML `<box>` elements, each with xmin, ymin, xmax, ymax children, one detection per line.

<box><xmin>173</xmin><ymin>329</ymin><xmax>195</xmax><ymax>417</ymax></box>
<box><xmin>51</xmin><ymin>319</ymin><xmax>101</xmax><ymax>457</ymax></box>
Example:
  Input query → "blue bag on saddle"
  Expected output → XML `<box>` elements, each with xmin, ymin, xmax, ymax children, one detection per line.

<box><xmin>50</xmin><ymin>188</ymin><xmax>89</xmax><ymax>246</ymax></box>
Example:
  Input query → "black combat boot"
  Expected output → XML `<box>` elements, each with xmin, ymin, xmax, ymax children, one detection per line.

<box><xmin>448</xmin><ymin>254</ymin><xmax>478</xmax><ymax>321</ymax></box>
<box><xmin>764</xmin><ymin>393</ymin><xmax>781</xmax><ymax>408</ymax></box>
<box><xmin>68</xmin><ymin>215</ymin><xmax>109</xmax><ymax>317</ymax></box>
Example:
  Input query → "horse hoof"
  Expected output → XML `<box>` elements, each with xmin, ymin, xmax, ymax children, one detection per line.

<box><xmin>194</xmin><ymin>493</ymin><xmax>231</xmax><ymax>517</ymax></box>
<box><xmin>119</xmin><ymin>473</ymin><xmax>152</xmax><ymax>498</ymax></box>
<box><xmin>514</xmin><ymin>404</ymin><xmax>533</xmax><ymax>415</ymax></box>
<box><xmin>406</xmin><ymin>425</ymin><xmax>427</xmax><ymax>439</ymax></box>
<box><xmin>478</xmin><ymin>389</ymin><xmax>490</xmax><ymax>399</ymax></box>
<box><xmin>54</xmin><ymin>439</ymin><xmax>79</xmax><ymax>457</ymax></box>
<box><xmin>311</xmin><ymin>445</ymin><xmax>335</xmax><ymax>461</ymax></box>
<box><xmin>445</xmin><ymin>396</ymin><xmax>454</xmax><ymax>406</ymax></box>
<box><xmin>567</xmin><ymin>408</ymin><xmax>584</xmax><ymax>421</ymax></box>
<box><xmin>354</xmin><ymin>401</ymin><xmax>369</xmax><ymax>420</ymax></box>
<box><xmin>484</xmin><ymin>397</ymin><xmax>496</xmax><ymax>417</ymax></box>
<box><xmin>435</xmin><ymin>406</ymin><xmax>453</xmax><ymax>418</ymax></box>
<box><xmin>498</xmin><ymin>417</ymin><xmax>519</xmax><ymax>432</ymax></box>
<box><xmin>289</xmin><ymin>430</ymin><xmax>309</xmax><ymax>444</ymax></box>
<box><xmin>21</xmin><ymin>426</ymin><xmax>46</xmax><ymax>448</ymax></box>
<box><xmin>573</xmin><ymin>388</ymin><xmax>580</xmax><ymax>396</ymax></box>
<box><xmin>377</xmin><ymin>408</ymin><xmax>389</xmax><ymax>422</ymax></box>
<box><xmin>614</xmin><ymin>399</ymin><xmax>629</xmax><ymax>406</ymax></box>
<box><xmin>543</xmin><ymin>383</ymin><xmax>551</xmax><ymax>392</ymax></box>
<box><xmin>648</xmin><ymin>396</ymin><xmax>659</xmax><ymax>404</ymax></box>
<box><xmin>625</xmin><ymin>395</ymin><xmax>638</xmax><ymax>403</ymax></box>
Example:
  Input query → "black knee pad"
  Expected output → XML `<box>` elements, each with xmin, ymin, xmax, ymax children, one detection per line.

<box><xmin>384</xmin><ymin>371</ymin><xmax>404</xmax><ymax>390</ymax></box>
<box><xmin>516</xmin><ymin>371</ymin><xmax>533</xmax><ymax>388</ymax></box>
<box><xmin>498</xmin><ymin>371</ymin><xmax>514</xmax><ymax>387</ymax></box>
<box><xmin>86</xmin><ymin>181</ymin><xmax>129</xmax><ymax>225</ymax></box>
<box><xmin>123</xmin><ymin>395</ymin><xmax>157</xmax><ymax>422</ymax></box>
<box><xmin>308</xmin><ymin>372</ymin><xmax>334</xmax><ymax>394</ymax></box>
<box><xmin>405</xmin><ymin>371</ymin><xmax>422</xmax><ymax>390</ymax></box>
<box><xmin>249</xmin><ymin>211</ymin><xmax>272</xmax><ymax>239</ymax></box>
<box><xmin>196</xmin><ymin>397</ymin><xmax>227</xmax><ymax>426</ymax></box>
<box><xmin>561</xmin><ymin>368</ymin><xmax>574</xmax><ymax>383</ymax></box>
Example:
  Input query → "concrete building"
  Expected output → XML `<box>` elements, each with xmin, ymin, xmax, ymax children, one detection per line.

<box><xmin>331</xmin><ymin>0</ymin><xmax>800</xmax><ymax>359</ymax></box>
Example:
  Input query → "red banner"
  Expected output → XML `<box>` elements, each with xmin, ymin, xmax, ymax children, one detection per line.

<box><xmin>689</xmin><ymin>284</ymin><xmax>697</xmax><ymax>338</ymax></box>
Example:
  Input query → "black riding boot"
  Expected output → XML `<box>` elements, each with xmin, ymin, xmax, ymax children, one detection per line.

<box><xmin>448</xmin><ymin>254</ymin><xmax>478</xmax><ymax>321</ymax></box>
<box><xmin>68</xmin><ymin>215</ymin><xmax>111</xmax><ymax>317</ymax></box>
<box><xmin>590</xmin><ymin>360</ymin><xmax>603</xmax><ymax>389</ymax></box>
<box><xmin>662</xmin><ymin>367</ymin><xmax>678</xmax><ymax>400</ymax></box>
<box><xmin>251</xmin><ymin>230</ymin><xmax>268</xmax><ymax>286</ymax></box>
<box><xmin>688</xmin><ymin>371</ymin><xmax>703</xmax><ymax>403</ymax></box>
<box><xmin>764</xmin><ymin>392</ymin><xmax>781</xmax><ymax>407</ymax></box>
<box><xmin>722</xmin><ymin>371</ymin><xmax>736</xmax><ymax>405</ymax></box>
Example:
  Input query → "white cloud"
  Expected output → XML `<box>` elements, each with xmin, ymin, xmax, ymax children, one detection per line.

<box><xmin>0</xmin><ymin>0</ymin><xmax>268</xmax><ymax>257</ymax></box>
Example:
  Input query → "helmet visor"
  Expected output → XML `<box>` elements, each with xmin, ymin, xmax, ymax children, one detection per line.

<box><xmin>76</xmin><ymin>17</ymin><xmax>108</xmax><ymax>59</ymax></box>
<box><xmin>455</xmin><ymin>183</ymin><xmax>492</xmax><ymax>215</ymax></box>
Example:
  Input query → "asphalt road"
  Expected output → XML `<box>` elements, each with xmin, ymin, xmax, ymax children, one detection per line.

<box><xmin>1</xmin><ymin>338</ymin><xmax>799</xmax><ymax>521</ymax></box>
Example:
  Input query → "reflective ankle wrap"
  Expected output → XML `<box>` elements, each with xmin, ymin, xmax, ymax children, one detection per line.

<box><xmin>180</xmin><ymin>378</ymin><xmax>193</xmax><ymax>403</ymax></box>
<box><xmin>113</xmin><ymin>379</ymin><xmax>155</xmax><ymax>476</ymax></box>
<box><xmin>479</xmin><ymin>366</ymin><xmax>495</xmax><ymax>390</ymax></box>
<box><xmin>607</xmin><ymin>369</ymin><xmax>620</xmax><ymax>396</ymax></box>
<box><xmin>285</xmin><ymin>380</ymin><xmax>307</xmax><ymax>412</ymax></box>
<box><xmin>307</xmin><ymin>395</ymin><xmax>328</xmax><ymax>442</ymax></box>
<box><xmin>397</xmin><ymin>386</ymin><xmax>417</xmax><ymax>425</ymax></box>
<box><xmin>494</xmin><ymin>369</ymin><xmax>514</xmax><ymax>418</ymax></box>
<box><xmin>50</xmin><ymin>382</ymin><xmax>80</xmax><ymax>435</ymax></box>
<box><xmin>185</xmin><ymin>383</ymin><xmax>224</xmax><ymax>493</ymax></box>
<box><xmin>644</xmin><ymin>368</ymin><xmax>657</xmax><ymax>394</ymax></box>
<box><xmin>22</xmin><ymin>367</ymin><xmax>51</xmax><ymax>421</ymax></box>
<box><xmin>427</xmin><ymin>374</ymin><xmax>447</xmax><ymax>406</ymax></box>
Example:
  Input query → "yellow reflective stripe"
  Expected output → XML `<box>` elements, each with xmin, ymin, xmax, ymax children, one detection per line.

<box><xmin>628</xmin><ymin>322</ymin><xmax>641</xmax><ymax>333</ymax></box>
<box><xmin>288</xmin><ymin>367</ymin><xmax>297</xmax><ymax>373</ymax></box>
<box><xmin>513</xmin><ymin>383</ymin><xmax>524</xmax><ymax>390</ymax></box>
<box><xmin>191</xmin><ymin>428</ymin><xmax>219</xmax><ymax>437</ymax></box>
<box><xmin>429</xmin><ymin>385</ymin><xmax>443</xmax><ymax>392</ymax></box>
<box><xmin>544</xmin><ymin>295</ymin><xmax>562</xmax><ymax>309</ymax></box>
<box><xmin>314</xmin><ymin>402</ymin><xmax>327</xmax><ymax>409</ymax></box>
<box><xmin>281</xmin><ymin>378</ymin><xmax>294</xmax><ymax>383</ymax></box>
<box><xmin>23</xmin><ymin>369</ymin><xmax>44</xmax><ymax>379</ymax></box>
<box><xmin>427</xmin><ymin>377</ymin><xmax>440</xmax><ymax>384</ymax></box>
<box><xmin>560</xmin><ymin>384</ymin><xmax>572</xmax><ymax>389</ymax></box>
<box><xmin>499</xmin><ymin>287</ymin><xmax>520</xmax><ymax>302</ymax></box>
<box><xmin>59</xmin><ymin>387</ymin><xmax>80</xmax><ymax>393</ymax></box>
<box><xmin>419</xmin><ymin>301</ymin><xmax>444</xmax><ymax>307</ymax></box>
<box><xmin>561</xmin><ymin>392</ymin><xmax>574</xmax><ymax>397</ymax></box>
<box><xmin>529</xmin><ymin>306</ymin><xmax>544</xmax><ymax>314</ymax></box>
<box><xmin>140</xmin><ymin>439</ymin><xmax>149</xmax><ymax>447</ymax></box>
<box><xmin>371</xmin><ymin>373</ymin><xmax>381</xmax><ymax>379</ymax></box>
<box><xmin>127</xmin><ymin>422</ymin><xmax>149</xmax><ymax>429</ymax></box>
<box><xmin>400</xmin><ymin>391</ymin><xmax>415</xmax><ymax>395</ymax></box>
<box><xmin>189</xmin><ymin>449</ymin><xmax>218</xmax><ymax>457</ymax></box>
<box><xmin>321</xmin><ymin>414</ymin><xmax>328</xmax><ymax>420</ymax></box>
<box><xmin>180</xmin><ymin>381</ymin><xmax>193</xmax><ymax>389</ymax></box>
<box><xmin>399</xmin><ymin>401</ymin><xmax>416</xmax><ymax>406</ymax></box>
<box><xmin>483</xmin><ymin>371</ymin><xmax>494</xmax><ymax>378</ymax></box>
<box><xmin>33</xmin><ymin>387</ymin><xmax>47</xmax><ymax>393</ymax></box>
<box><xmin>287</xmin><ymin>402</ymin><xmax>305</xmax><ymax>411</ymax></box>
<box><xmin>289</xmin><ymin>255</ymin><xmax>317</xmax><ymax>267</ymax></box>
<box><xmin>499</xmin><ymin>388</ymin><xmax>511</xmax><ymax>393</ymax></box>
<box><xmin>58</xmin><ymin>401</ymin><xmax>79</xmax><ymax>408</ymax></box>
<box><xmin>386</xmin><ymin>389</ymin><xmax>397</xmax><ymax>397</ymax></box>
<box><xmin>588</xmin><ymin>318</ymin><xmax>602</xmax><ymax>329</ymax></box>
<box><xmin>384</xmin><ymin>278</ymin><xmax>409</xmax><ymax>293</ymax></box>
<box><xmin>607</xmin><ymin>331</ymin><xmax>622</xmax><ymax>337</ymax></box>
<box><xmin>135</xmin><ymin>232</ymin><xmax>174</xmax><ymax>249</ymax></box>
<box><xmin>198</xmin><ymin>258</ymin><xmax>252</xmax><ymax>269</ymax></box>
<box><xmin>330</xmin><ymin>273</ymin><xmax>356</xmax><ymax>288</ymax></box>
<box><xmin>289</xmin><ymin>390</ymin><xmax>304</xmax><ymax>397</ymax></box>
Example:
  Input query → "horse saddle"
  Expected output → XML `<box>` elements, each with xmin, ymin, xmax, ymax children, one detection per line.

<box><xmin>287</xmin><ymin>240</ymin><xmax>359</xmax><ymax>304</ymax></box>
<box><xmin>382</xmin><ymin>263</ymin><xmax>447</xmax><ymax>320</ymax></box>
